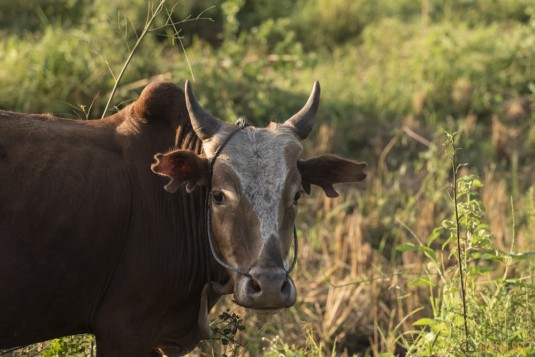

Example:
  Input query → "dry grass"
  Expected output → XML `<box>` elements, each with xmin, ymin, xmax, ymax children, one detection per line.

<box><xmin>197</xmin><ymin>123</ymin><xmax>535</xmax><ymax>356</ymax></box>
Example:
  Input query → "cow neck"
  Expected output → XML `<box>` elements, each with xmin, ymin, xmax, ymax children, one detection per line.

<box><xmin>174</xmin><ymin>121</ymin><xmax>221</xmax><ymax>293</ymax></box>
<box><xmin>174</xmin><ymin>122</ymin><xmax>203</xmax><ymax>154</ymax></box>
<box><xmin>205</xmin><ymin>119</ymin><xmax>298</xmax><ymax>280</ymax></box>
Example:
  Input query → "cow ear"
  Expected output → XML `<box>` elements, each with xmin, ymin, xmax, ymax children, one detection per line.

<box><xmin>297</xmin><ymin>155</ymin><xmax>367</xmax><ymax>198</ymax></box>
<box><xmin>151</xmin><ymin>150</ymin><xmax>209</xmax><ymax>193</ymax></box>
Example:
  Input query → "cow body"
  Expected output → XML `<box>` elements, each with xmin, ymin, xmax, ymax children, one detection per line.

<box><xmin>0</xmin><ymin>81</ymin><xmax>366</xmax><ymax>356</ymax></box>
<box><xmin>0</xmin><ymin>83</ymin><xmax>220</xmax><ymax>355</ymax></box>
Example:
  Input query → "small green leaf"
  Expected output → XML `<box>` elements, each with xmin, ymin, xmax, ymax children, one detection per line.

<box><xmin>472</xmin><ymin>179</ymin><xmax>484</xmax><ymax>188</ymax></box>
<box><xmin>426</xmin><ymin>228</ymin><xmax>442</xmax><ymax>246</ymax></box>
<box><xmin>507</xmin><ymin>252</ymin><xmax>535</xmax><ymax>260</ymax></box>
<box><xmin>475</xmin><ymin>223</ymin><xmax>489</xmax><ymax>231</ymax></box>
<box><xmin>409</xmin><ymin>278</ymin><xmax>437</xmax><ymax>287</ymax></box>
<box><xmin>442</xmin><ymin>236</ymin><xmax>456</xmax><ymax>250</ymax></box>
<box><xmin>479</xmin><ymin>253</ymin><xmax>502</xmax><ymax>261</ymax></box>
<box><xmin>418</xmin><ymin>245</ymin><xmax>437</xmax><ymax>260</ymax></box>
<box><xmin>413</xmin><ymin>318</ymin><xmax>437</xmax><ymax>326</ymax></box>
<box><xmin>396</xmin><ymin>242</ymin><xmax>418</xmax><ymax>252</ymax></box>
<box><xmin>469</xmin><ymin>265</ymin><xmax>493</xmax><ymax>275</ymax></box>
<box><xmin>441</xmin><ymin>220</ymin><xmax>455</xmax><ymax>230</ymax></box>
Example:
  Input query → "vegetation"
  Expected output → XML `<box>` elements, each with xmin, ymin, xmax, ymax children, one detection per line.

<box><xmin>1</xmin><ymin>0</ymin><xmax>534</xmax><ymax>355</ymax></box>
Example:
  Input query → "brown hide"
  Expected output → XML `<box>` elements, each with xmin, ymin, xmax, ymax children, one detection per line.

<box><xmin>0</xmin><ymin>82</ymin><xmax>225</xmax><ymax>356</ymax></box>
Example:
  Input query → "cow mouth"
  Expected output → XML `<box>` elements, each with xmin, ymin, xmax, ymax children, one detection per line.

<box><xmin>232</xmin><ymin>298</ymin><xmax>295</xmax><ymax>311</ymax></box>
<box><xmin>232</xmin><ymin>300</ymin><xmax>289</xmax><ymax>315</ymax></box>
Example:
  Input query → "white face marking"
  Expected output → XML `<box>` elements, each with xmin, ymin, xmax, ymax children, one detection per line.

<box><xmin>213</xmin><ymin>126</ymin><xmax>302</xmax><ymax>255</ymax></box>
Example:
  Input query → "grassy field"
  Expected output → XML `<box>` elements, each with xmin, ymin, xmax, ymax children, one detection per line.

<box><xmin>1</xmin><ymin>0</ymin><xmax>534</xmax><ymax>355</ymax></box>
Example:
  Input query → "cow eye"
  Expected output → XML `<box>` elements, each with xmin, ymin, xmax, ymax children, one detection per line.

<box><xmin>212</xmin><ymin>191</ymin><xmax>225</xmax><ymax>205</ymax></box>
<box><xmin>293</xmin><ymin>190</ymin><xmax>303</xmax><ymax>204</ymax></box>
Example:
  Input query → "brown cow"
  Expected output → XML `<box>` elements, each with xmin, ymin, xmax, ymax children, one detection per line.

<box><xmin>0</xmin><ymin>81</ymin><xmax>366</xmax><ymax>356</ymax></box>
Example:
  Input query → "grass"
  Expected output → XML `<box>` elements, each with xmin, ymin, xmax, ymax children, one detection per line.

<box><xmin>0</xmin><ymin>0</ymin><xmax>534</xmax><ymax>355</ymax></box>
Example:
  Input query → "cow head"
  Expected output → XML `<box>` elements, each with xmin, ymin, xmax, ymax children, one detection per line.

<box><xmin>151</xmin><ymin>81</ymin><xmax>366</xmax><ymax>314</ymax></box>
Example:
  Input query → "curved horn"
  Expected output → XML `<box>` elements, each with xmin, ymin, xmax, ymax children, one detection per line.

<box><xmin>185</xmin><ymin>80</ymin><xmax>221</xmax><ymax>140</ymax></box>
<box><xmin>284</xmin><ymin>81</ymin><xmax>321</xmax><ymax>139</ymax></box>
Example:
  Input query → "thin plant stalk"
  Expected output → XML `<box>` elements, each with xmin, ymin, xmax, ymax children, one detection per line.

<box><xmin>101</xmin><ymin>0</ymin><xmax>166</xmax><ymax>118</ymax></box>
<box><xmin>449</xmin><ymin>135</ymin><xmax>469</xmax><ymax>353</ymax></box>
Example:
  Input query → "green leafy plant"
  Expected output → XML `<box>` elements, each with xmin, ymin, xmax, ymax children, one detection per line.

<box><xmin>396</xmin><ymin>132</ymin><xmax>535</xmax><ymax>356</ymax></box>
<box><xmin>199</xmin><ymin>310</ymin><xmax>245</xmax><ymax>357</ymax></box>
<box><xmin>42</xmin><ymin>335</ymin><xmax>95</xmax><ymax>357</ymax></box>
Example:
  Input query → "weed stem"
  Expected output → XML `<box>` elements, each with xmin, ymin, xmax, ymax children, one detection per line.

<box><xmin>450</xmin><ymin>135</ymin><xmax>470</xmax><ymax>353</ymax></box>
<box><xmin>101</xmin><ymin>0</ymin><xmax>166</xmax><ymax>118</ymax></box>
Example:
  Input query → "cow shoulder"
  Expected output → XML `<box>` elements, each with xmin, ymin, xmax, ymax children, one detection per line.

<box><xmin>130</xmin><ymin>81</ymin><xmax>189</xmax><ymax>129</ymax></box>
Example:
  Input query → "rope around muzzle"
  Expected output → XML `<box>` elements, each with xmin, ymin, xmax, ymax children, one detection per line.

<box><xmin>205</xmin><ymin>119</ymin><xmax>298</xmax><ymax>278</ymax></box>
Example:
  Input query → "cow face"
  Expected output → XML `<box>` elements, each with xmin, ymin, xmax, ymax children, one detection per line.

<box><xmin>151</xmin><ymin>81</ymin><xmax>366</xmax><ymax>312</ymax></box>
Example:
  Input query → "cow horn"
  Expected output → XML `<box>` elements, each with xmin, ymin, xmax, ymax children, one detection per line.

<box><xmin>185</xmin><ymin>80</ymin><xmax>221</xmax><ymax>141</ymax></box>
<box><xmin>284</xmin><ymin>81</ymin><xmax>321</xmax><ymax>139</ymax></box>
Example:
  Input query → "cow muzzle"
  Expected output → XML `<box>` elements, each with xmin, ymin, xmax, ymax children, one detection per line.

<box><xmin>234</xmin><ymin>266</ymin><xmax>296</xmax><ymax>310</ymax></box>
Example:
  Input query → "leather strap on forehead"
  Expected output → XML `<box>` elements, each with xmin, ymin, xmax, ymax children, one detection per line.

<box><xmin>209</xmin><ymin>120</ymin><xmax>248</xmax><ymax>174</ymax></box>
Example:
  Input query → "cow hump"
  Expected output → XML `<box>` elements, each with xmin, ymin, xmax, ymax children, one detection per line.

<box><xmin>131</xmin><ymin>81</ymin><xmax>187</xmax><ymax>128</ymax></box>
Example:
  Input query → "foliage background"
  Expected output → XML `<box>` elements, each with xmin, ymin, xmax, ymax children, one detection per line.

<box><xmin>1</xmin><ymin>0</ymin><xmax>534</xmax><ymax>355</ymax></box>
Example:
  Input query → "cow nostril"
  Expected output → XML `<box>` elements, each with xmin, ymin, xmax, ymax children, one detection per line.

<box><xmin>281</xmin><ymin>279</ymin><xmax>289</xmax><ymax>293</ymax></box>
<box><xmin>247</xmin><ymin>278</ymin><xmax>262</xmax><ymax>295</ymax></box>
